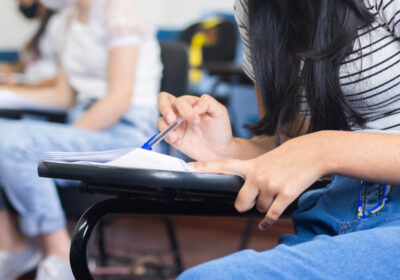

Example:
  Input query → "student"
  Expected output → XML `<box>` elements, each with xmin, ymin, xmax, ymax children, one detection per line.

<box><xmin>158</xmin><ymin>0</ymin><xmax>400</xmax><ymax>278</ymax></box>
<box><xmin>0</xmin><ymin>0</ymin><xmax>59</xmax><ymax>86</ymax></box>
<box><xmin>0</xmin><ymin>0</ymin><xmax>162</xmax><ymax>279</ymax></box>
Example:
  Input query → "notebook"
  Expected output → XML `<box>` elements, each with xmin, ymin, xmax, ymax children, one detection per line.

<box><xmin>45</xmin><ymin>148</ymin><xmax>193</xmax><ymax>172</ymax></box>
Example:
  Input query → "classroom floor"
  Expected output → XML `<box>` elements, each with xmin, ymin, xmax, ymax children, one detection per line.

<box><xmin>19</xmin><ymin>216</ymin><xmax>294</xmax><ymax>280</ymax></box>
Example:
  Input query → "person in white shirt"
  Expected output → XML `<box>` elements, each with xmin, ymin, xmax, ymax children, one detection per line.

<box><xmin>0</xmin><ymin>0</ymin><xmax>60</xmax><ymax>86</ymax></box>
<box><xmin>0</xmin><ymin>0</ymin><xmax>162</xmax><ymax>279</ymax></box>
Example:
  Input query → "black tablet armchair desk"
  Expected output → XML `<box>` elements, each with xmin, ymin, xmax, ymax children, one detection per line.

<box><xmin>38</xmin><ymin>161</ymin><xmax>329</xmax><ymax>280</ymax></box>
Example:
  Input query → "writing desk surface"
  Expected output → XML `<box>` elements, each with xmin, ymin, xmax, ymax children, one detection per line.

<box><xmin>38</xmin><ymin>161</ymin><xmax>244</xmax><ymax>194</ymax></box>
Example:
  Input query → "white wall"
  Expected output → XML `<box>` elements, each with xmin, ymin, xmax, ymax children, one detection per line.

<box><xmin>0</xmin><ymin>0</ymin><xmax>234</xmax><ymax>50</ymax></box>
<box><xmin>141</xmin><ymin>0</ymin><xmax>234</xmax><ymax>29</ymax></box>
<box><xmin>0</xmin><ymin>0</ymin><xmax>39</xmax><ymax>50</ymax></box>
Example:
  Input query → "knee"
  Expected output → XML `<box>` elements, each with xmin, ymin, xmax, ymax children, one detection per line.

<box><xmin>177</xmin><ymin>264</ymin><xmax>215</xmax><ymax>280</ymax></box>
<box><xmin>0</xmin><ymin>123</ymin><xmax>41</xmax><ymax>164</ymax></box>
<box><xmin>0</xmin><ymin>135</ymin><xmax>25</xmax><ymax>166</ymax></box>
<box><xmin>177</xmin><ymin>250</ymin><xmax>258</xmax><ymax>280</ymax></box>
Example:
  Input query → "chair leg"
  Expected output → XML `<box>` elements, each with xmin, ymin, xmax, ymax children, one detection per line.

<box><xmin>97</xmin><ymin>221</ymin><xmax>109</xmax><ymax>266</ymax></box>
<box><xmin>163</xmin><ymin>217</ymin><xmax>184</xmax><ymax>274</ymax></box>
<box><xmin>238</xmin><ymin>218</ymin><xmax>254</xmax><ymax>250</ymax></box>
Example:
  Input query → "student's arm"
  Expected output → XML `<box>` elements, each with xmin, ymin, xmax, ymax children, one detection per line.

<box><xmin>0</xmin><ymin>67</ymin><xmax>76</xmax><ymax>109</ymax></box>
<box><xmin>228</xmin><ymin>85</ymin><xmax>309</xmax><ymax>159</ymax></box>
<box><xmin>0</xmin><ymin>62</ymin><xmax>24</xmax><ymax>85</ymax></box>
<box><xmin>191</xmin><ymin>129</ymin><xmax>400</xmax><ymax>231</ymax></box>
<box><xmin>157</xmin><ymin>84</ymin><xmax>307</xmax><ymax>161</ymax></box>
<box><xmin>72</xmin><ymin>45</ymin><xmax>138</xmax><ymax>130</ymax></box>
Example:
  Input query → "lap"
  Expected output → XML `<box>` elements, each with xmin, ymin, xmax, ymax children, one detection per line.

<box><xmin>179</xmin><ymin>221</ymin><xmax>400</xmax><ymax>280</ymax></box>
<box><xmin>0</xmin><ymin>117</ymin><xmax>147</xmax><ymax>156</ymax></box>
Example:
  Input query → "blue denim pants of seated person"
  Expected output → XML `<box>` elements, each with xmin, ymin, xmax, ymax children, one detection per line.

<box><xmin>178</xmin><ymin>175</ymin><xmax>400</xmax><ymax>280</ymax></box>
<box><xmin>0</xmin><ymin>102</ymin><xmax>160</xmax><ymax>236</ymax></box>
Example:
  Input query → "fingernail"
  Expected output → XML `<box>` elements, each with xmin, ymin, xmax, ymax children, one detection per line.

<box><xmin>166</xmin><ymin>114</ymin><xmax>175</xmax><ymax>124</ymax></box>
<box><xmin>259</xmin><ymin>222</ymin><xmax>271</xmax><ymax>231</ymax></box>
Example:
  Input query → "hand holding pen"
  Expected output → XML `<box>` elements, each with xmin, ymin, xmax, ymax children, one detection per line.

<box><xmin>155</xmin><ymin>92</ymin><xmax>235</xmax><ymax>162</ymax></box>
<box><xmin>141</xmin><ymin>118</ymin><xmax>183</xmax><ymax>150</ymax></box>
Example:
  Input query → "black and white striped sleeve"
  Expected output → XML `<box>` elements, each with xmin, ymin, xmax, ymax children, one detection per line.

<box><xmin>234</xmin><ymin>0</ymin><xmax>256</xmax><ymax>82</ymax></box>
<box><xmin>374</xmin><ymin>0</ymin><xmax>400</xmax><ymax>37</ymax></box>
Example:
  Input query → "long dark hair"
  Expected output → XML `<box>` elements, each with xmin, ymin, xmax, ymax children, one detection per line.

<box><xmin>26</xmin><ymin>9</ymin><xmax>55</xmax><ymax>56</ymax></box>
<box><xmin>245</xmin><ymin>0</ymin><xmax>375</xmax><ymax>137</ymax></box>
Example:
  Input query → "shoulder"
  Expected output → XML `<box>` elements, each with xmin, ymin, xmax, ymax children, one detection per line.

<box><xmin>46</xmin><ymin>7</ymin><xmax>73</xmax><ymax>32</ymax></box>
<box><xmin>365</xmin><ymin>0</ymin><xmax>400</xmax><ymax>11</ymax></box>
<box><xmin>365</xmin><ymin>0</ymin><xmax>400</xmax><ymax>36</ymax></box>
<box><xmin>101</xmin><ymin>0</ymin><xmax>141</xmax><ymax>19</ymax></box>
<box><xmin>97</xmin><ymin>0</ymin><xmax>144</xmax><ymax>29</ymax></box>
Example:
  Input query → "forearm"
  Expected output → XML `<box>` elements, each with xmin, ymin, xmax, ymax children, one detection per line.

<box><xmin>72</xmin><ymin>95</ymin><xmax>130</xmax><ymax>131</ymax></box>
<box><xmin>24</xmin><ymin>77</ymin><xmax>58</xmax><ymax>88</ymax></box>
<box><xmin>225</xmin><ymin>135</ymin><xmax>278</xmax><ymax>160</ymax></box>
<box><xmin>0</xmin><ymin>85</ymin><xmax>74</xmax><ymax>109</ymax></box>
<box><xmin>317</xmin><ymin>130</ymin><xmax>400</xmax><ymax>184</ymax></box>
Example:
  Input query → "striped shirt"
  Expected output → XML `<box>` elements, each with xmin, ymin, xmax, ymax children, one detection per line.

<box><xmin>234</xmin><ymin>0</ymin><xmax>400</xmax><ymax>130</ymax></box>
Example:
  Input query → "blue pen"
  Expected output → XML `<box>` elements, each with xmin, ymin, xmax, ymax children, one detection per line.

<box><xmin>141</xmin><ymin>118</ymin><xmax>183</xmax><ymax>150</ymax></box>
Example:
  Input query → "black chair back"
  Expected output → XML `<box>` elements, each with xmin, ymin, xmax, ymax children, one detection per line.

<box><xmin>160</xmin><ymin>41</ymin><xmax>189</xmax><ymax>96</ymax></box>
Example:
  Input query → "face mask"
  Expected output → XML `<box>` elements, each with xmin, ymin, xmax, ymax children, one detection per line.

<box><xmin>39</xmin><ymin>0</ymin><xmax>76</xmax><ymax>10</ymax></box>
<box><xmin>19</xmin><ymin>2</ymin><xmax>39</xmax><ymax>19</ymax></box>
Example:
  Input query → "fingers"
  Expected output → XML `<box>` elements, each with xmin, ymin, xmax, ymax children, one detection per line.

<box><xmin>158</xmin><ymin>92</ymin><xmax>203</xmax><ymax>124</ymax></box>
<box><xmin>193</xmin><ymin>94</ymin><xmax>227</xmax><ymax>117</ymax></box>
<box><xmin>157</xmin><ymin>117</ymin><xmax>178</xmax><ymax>143</ymax></box>
<box><xmin>235</xmin><ymin>178</ymin><xmax>259</xmax><ymax>212</ymax></box>
<box><xmin>158</xmin><ymin>92</ymin><xmax>226</xmax><ymax>125</ymax></box>
<box><xmin>258</xmin><ymin>193</ymin><xmax>294</xmax><ymax>231</ymax></box>
<box><xmin>175</xmin><ymin>97</ymin><xmax>200</xmax><ymax>123</ymax></box>
<box><xmin>158</xmin><ymin>92</ymin><xmax>177</xmax><ymax>124</ymax></box>
<box><xmin>256</xmin><ymin>190</ymin><xmax>274</xmax><ymax>213</ymax></box>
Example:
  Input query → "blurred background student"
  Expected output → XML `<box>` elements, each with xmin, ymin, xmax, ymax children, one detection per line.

<box><xmin>0</xmin><ymin>0</ymin><xmax>162</xmax><ymax>279</ymax></box>
<box><xmin>0</xmin><ymin>0</ymin><xmax>61</xmax><ymax>87</ymax></box>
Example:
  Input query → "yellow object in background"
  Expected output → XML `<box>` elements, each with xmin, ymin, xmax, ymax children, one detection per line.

<box><xmin>188</xmin><ymin>17</ymin><xmax>222</xmax><ymax>84</ymax></box>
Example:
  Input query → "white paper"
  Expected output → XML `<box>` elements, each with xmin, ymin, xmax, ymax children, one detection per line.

<box><xmin>45</xmin><ymin>148</ymin><xmax>132</xmax><ymax>163</ymax></box>
<box><xmin>106</xmin><ymin>148</ymin><xmax>192</xmax><ymax>172</ymax></box>
<box><xmin>0</xmin><ymin>90</ymin><xmax>66</xmax><ymax>113</ymax></box>
<box><xmin>45</xmin><ymin>148</ymin><xmax>192</xmax><ymax>172</ymax></box>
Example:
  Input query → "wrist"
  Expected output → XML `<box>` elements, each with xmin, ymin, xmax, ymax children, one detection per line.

<box><xmin>313</xmin><ymin>130</ymin><xmax>341</xmax><ymax>176</ymax></box>
<box><xmin>218</xmin><ymin>137</ymin><xmax>243</xmax><ymax>160</ymax></box>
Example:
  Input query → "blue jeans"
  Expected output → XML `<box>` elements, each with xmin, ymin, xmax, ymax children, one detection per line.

<box><xmin>0</xmin><ymin>103</ymin><xmax>159</xmax><ymax>236</ymax></box>
<box><xmin>178</xmin><ymin>176</ymin><xmax>400</xmax><ymax>279</ymax></box>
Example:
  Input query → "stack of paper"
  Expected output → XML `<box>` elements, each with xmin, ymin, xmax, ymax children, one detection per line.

<box><xmin>45</xmin><ymin>148</ymin><xmax>193</xmax><ymax>172</ymax></box>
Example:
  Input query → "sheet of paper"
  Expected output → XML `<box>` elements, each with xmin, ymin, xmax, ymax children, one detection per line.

<box><xmin>45</xmin><ymin>148</ymin><xmax>192</xmax><ymax>172</ymax></box>
<box><xmin>106</xmin><ymin>148</ymin><xmax>192</xmax><ymax>172</ymax></box>
<box><xmin>45</xmin><ymin>148</ymin><xmax>132</xmax><ymax>163</ymax></box>
<box><xmin>0</xmin><ymin>89</ymin><xmax>66</xmax><ymax>112</ymax></box>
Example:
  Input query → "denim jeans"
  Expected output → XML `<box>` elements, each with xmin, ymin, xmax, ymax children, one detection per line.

<box><xmin>178</xmin><ymin>176</ymin><xmax>400</xmax><ymax>279</ymax></box>
<box><xmin>0</xmin><ymin>103</ymin><xmax>160</xmax><ymax>236</ymax></box>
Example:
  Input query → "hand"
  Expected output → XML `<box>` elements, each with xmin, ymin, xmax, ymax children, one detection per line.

<box><xmin>0</xmin><ymin>63</ymin><xmax>15</xmax><ymax>85</ymax></box>
<box><xmin>190</xmin><ymin>131</ymin><xmax>330</xmax><ymax>230</ymax></box>
<box><xmin>157</xmin><ymin>92</ymin><xmax>236</xmax><ymax>161</ymax></box>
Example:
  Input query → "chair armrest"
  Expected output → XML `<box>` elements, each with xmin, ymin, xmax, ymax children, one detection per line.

<box><xmin>0</xmin><ymin>108</ymin><xmax>67</xmax><ymax>123</ymax></box>
<box><xmin>70</xmin><ymin>197</ymin><xmax>262</xmax><ymax>280</ymax></box>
